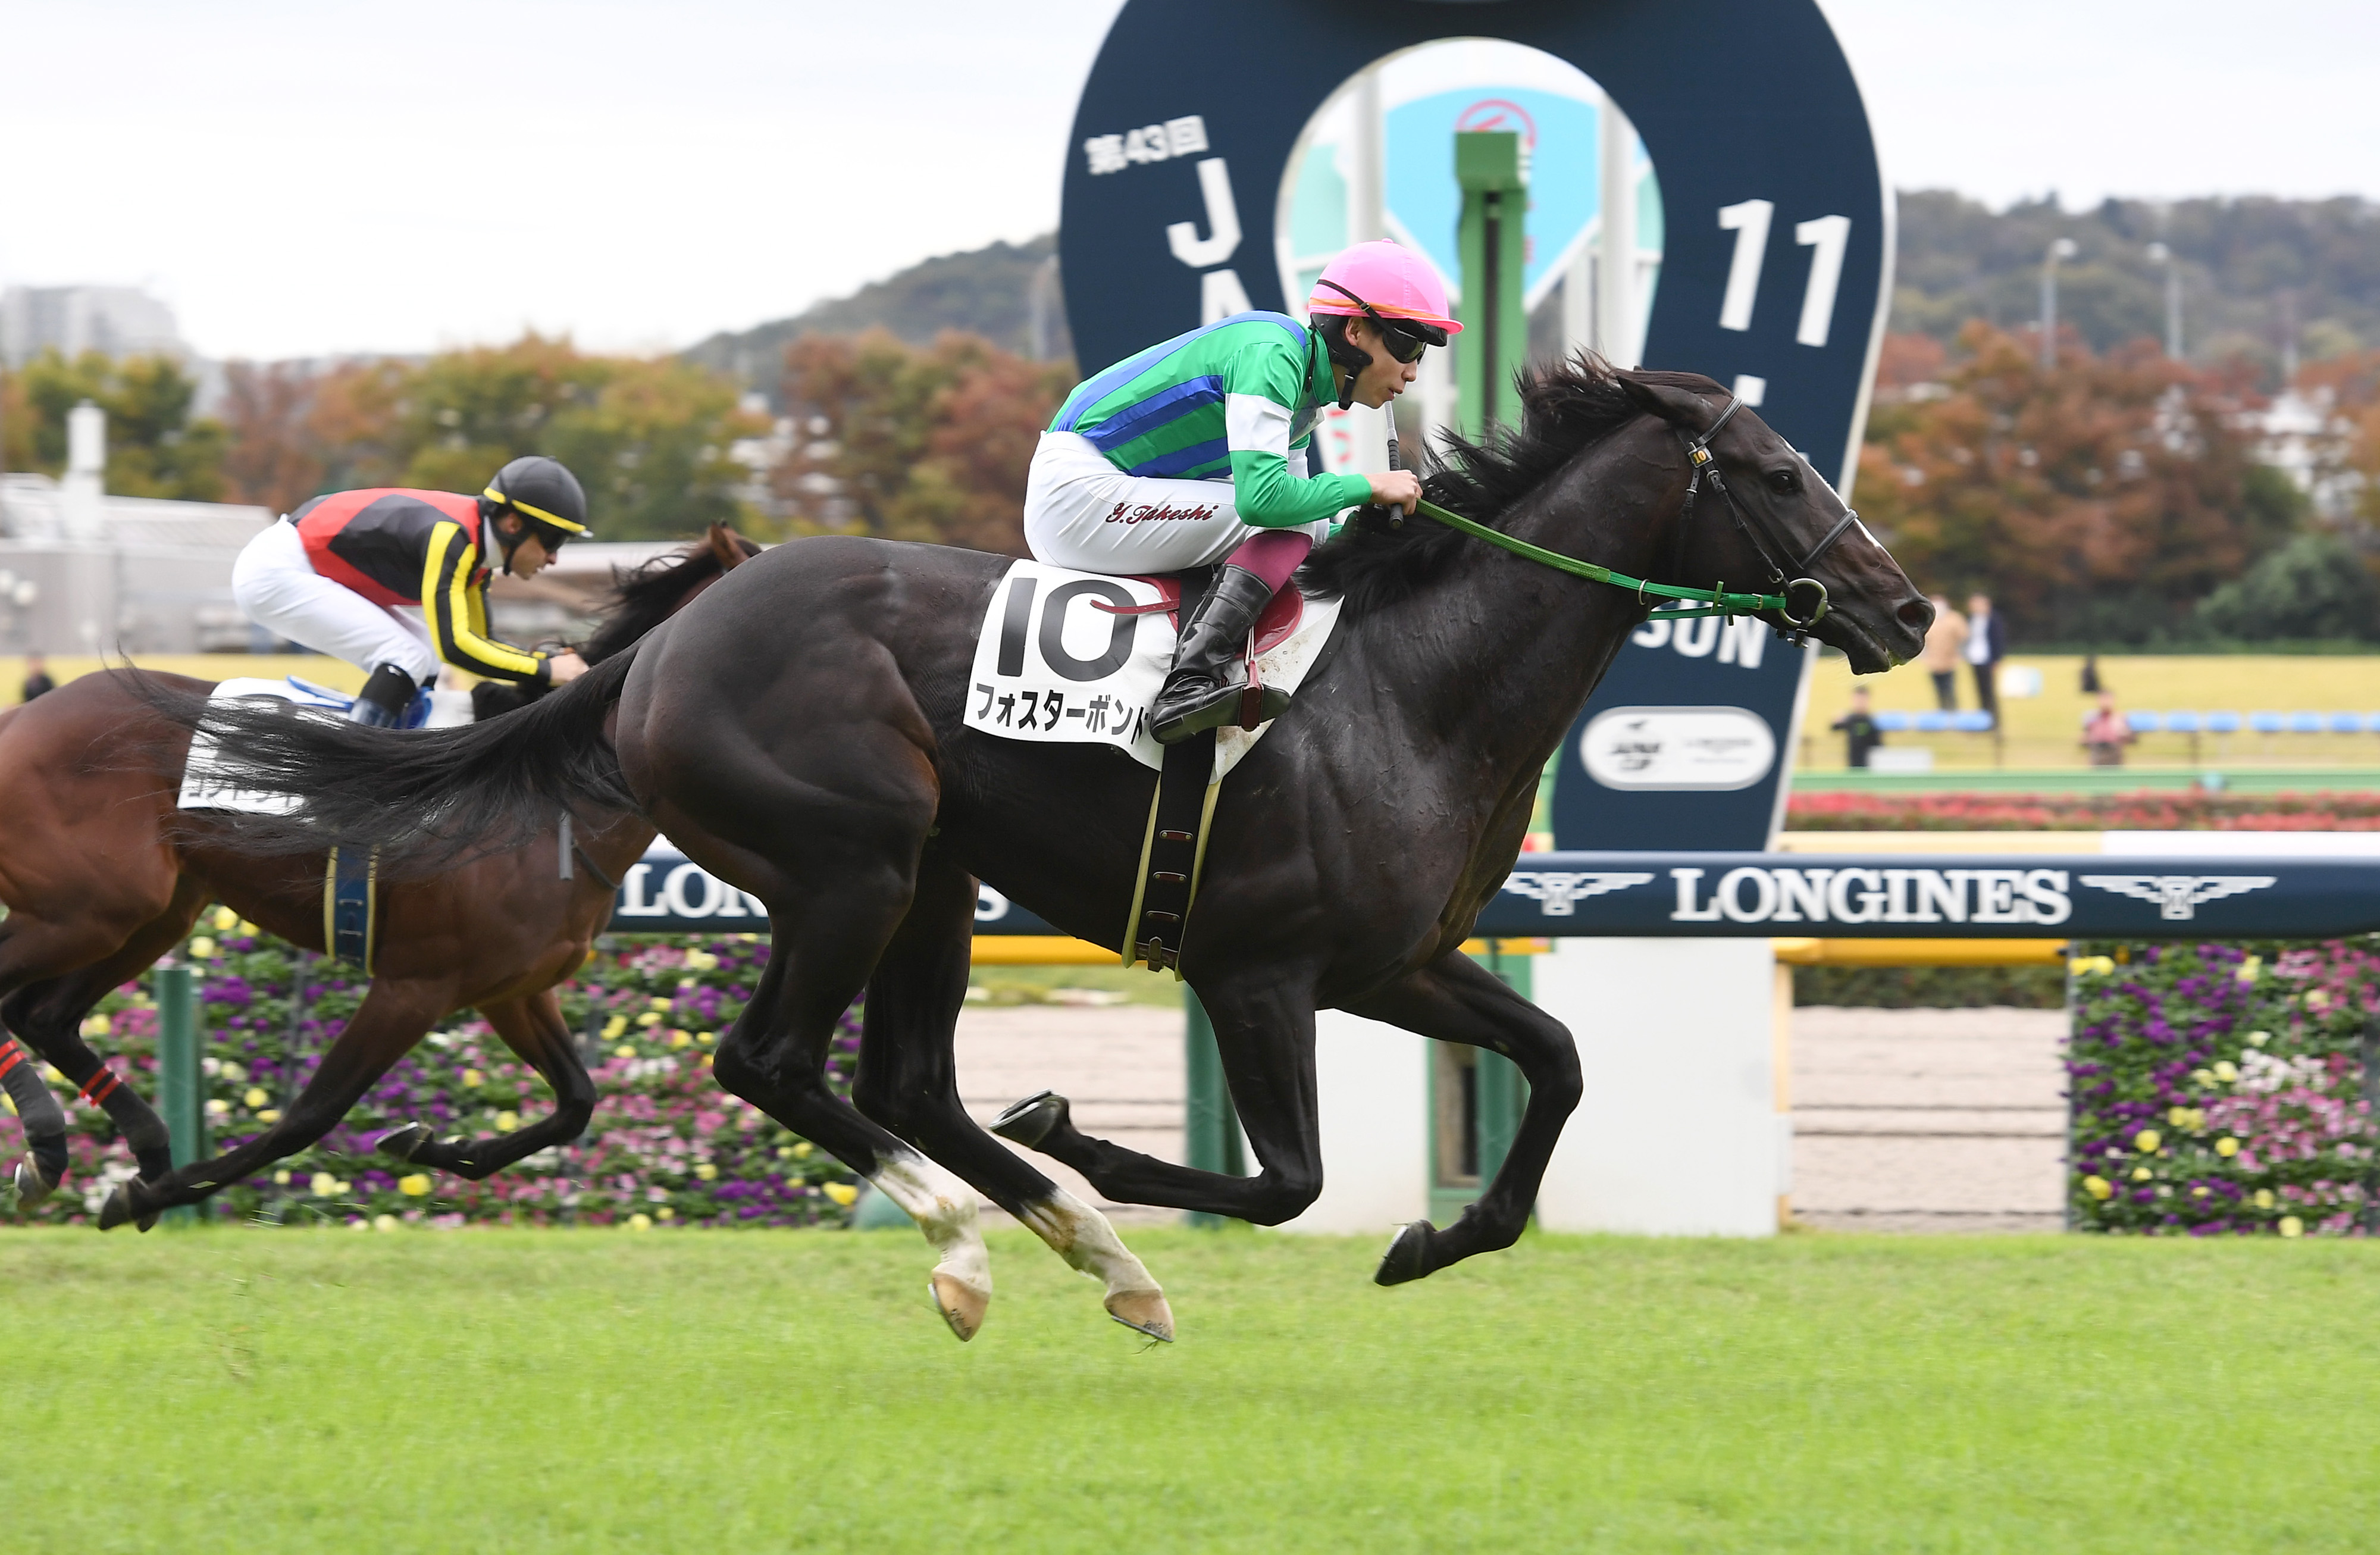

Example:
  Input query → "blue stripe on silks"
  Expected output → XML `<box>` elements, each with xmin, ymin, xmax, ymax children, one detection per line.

<box><xmin>1120</xmin><ymin>438</ymin><xmax>1232</xmax><ymax>478</ymax></box>
<box><xmin>1079</xmin><ymin>375</ymin><xmax>1225</xmax><ymax>453</ymax></box>
<box><xmin>1054</xmin><ymin>331</ymin><xmax>1209</xmax><ymax>430</ymax></box>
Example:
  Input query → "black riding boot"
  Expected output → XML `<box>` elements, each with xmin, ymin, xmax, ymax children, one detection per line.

<box><xmin>347</xmin><ymin>662</ymin><xmax>417</xmax><ymax>728</ymax></box>
<box><xmin>1150</xmin><ymin>566</ymin><xmax>1291</xmax><ymax>745</ymax></box>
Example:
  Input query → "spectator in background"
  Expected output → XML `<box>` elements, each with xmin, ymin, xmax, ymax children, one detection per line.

<box><xmin>19</xmin><ymin>652</ymin><xmax>55</xmax><ymax>703</ymax></box>
<box><xmin>2082</xmin><ymin>690</ymin><xmax>2134</xmax><ymax>766</ymax></box>
<box><xmin>1832</xmin><ymin>686</ymin><xmax>1883</xmax><ymax>769</ymax></box>
<box><xmin>1919</xmin><ymin>595</ymin><xmax>1968</xmax><ymax>709</ymax></box>
<box><xmin>1965</xmin><ymin>592</ymin><xmax>2006</xmax><ymax>718</ymax></box>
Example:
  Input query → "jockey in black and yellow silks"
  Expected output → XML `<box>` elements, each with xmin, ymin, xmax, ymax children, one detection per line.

<box><xmin>231</xmin><ymin>455</ymin><xmax>594</xmax><ymax>725</ymax></box>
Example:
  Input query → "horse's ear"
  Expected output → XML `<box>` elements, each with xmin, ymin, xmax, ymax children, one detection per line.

<box><xmin>1618</xmin><ymin>373</ymin><xmax>1722</xmax><ymax>430</ymax></box>
<box><xmin>707</xmin><ymin>522</ymin><xmax>749</xmax><ymax>571</ymax></box>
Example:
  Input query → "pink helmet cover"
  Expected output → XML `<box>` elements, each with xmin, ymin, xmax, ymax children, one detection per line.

<box><xmin>1307</xmin><ymin>240</ymin><xmax>1464</xmax><ymax>334</ymax></box>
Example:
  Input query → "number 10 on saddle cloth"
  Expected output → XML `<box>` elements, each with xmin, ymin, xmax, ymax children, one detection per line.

<box><xmin>963</xmin><ymin>559</ymin><xmax>1341</xmax><ymax>779</ymax></box>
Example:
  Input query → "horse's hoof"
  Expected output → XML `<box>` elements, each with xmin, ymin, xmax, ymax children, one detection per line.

<box><xmin>13</xmin><ymin>1157</ymin><xmax>55</xmax><ymax>1209</ymax></box>
<box><xmin>1104</xmin><ymin>1287</ymin><xmax>1176</xmax><ymax>1343</ymax></box>
<box><xmin>98</xmin><ymin>1184</ymin><xmax>137</xmax><ymax>1232</ymax></box>
<box><xmin>1375</xmin><ymin>1220</ymin><xmax>1436</xmax><ymax>1287</ymax></box>
<box><xmin>377</xmin><ymin>1123</ymin><xmax>431</xmax><ymax>1162</ymax></box>
<box><xmin>991</xmin><ymin>1090</ymin><xmax>1069</xmax><ymax>1149</ymax></box>
<box><xmin>929</xmin><ymin>1269</ymin><xmax>991</xmax><ymax>1343</ymax></box>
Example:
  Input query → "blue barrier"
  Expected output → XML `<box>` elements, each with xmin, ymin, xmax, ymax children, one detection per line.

<box><xmin>613</xmin><ymin>847</ymin><xmax>2380</xmax><ymax>943</ymax></box>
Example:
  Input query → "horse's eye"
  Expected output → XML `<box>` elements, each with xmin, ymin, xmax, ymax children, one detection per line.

<box><xmin>1767</xmin><ymin>468</ymin><xmax>1800</xmax><ymax>494</ymax></box>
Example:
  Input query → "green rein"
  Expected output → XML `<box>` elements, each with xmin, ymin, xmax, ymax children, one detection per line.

<box><xmin>1407</xmin><ymin>497</ymin><xmax>1787</xmax><ymax>621</ymax></box>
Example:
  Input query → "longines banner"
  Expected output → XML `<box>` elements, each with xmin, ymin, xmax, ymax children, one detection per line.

<box><xmin>612</xmin><ymin>848</ymin><xmax>2380</xmax><ymax>943</ymax></box>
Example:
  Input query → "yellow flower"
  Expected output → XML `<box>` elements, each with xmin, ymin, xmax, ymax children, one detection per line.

<box><xmin>243</xmin><ymin>1087</ymin><xmax>268</xmax><ymax>1109</ymax></box>
<box><xmin>613</xmin><ymin>1044</ymin><xmax>637</xmax><ymax>1060</ymax></box>
<box><xmin>669</xmin><ymin>1030</ymin><xmax>691</xmax><ymax>1049</ymax></box>
<box><xmin>397</xmin><ymin>1173</ymin><xmax>431</xmax><ymax>1197</ymax></box>
<box><xmin>693</xmin><ymin>1163</ymin><xmax>718</xmax><ymax>1181</ymax></box>
<box><xmin>682</xmin><ymin>949</ymin><xmax>717</xmax><ymax>972</ymax></box>
<box><xmin>311</xmin><ymin>1171</ymin><xmax>340</xmax><ymax>1196</ymax></box>
<box><xmin>2132</xmin><ymin>1167</ymin><xmax>2153</xmax><ymax>1182</ymax></box>
<box><xmin>204</xmin><ymin>1097</ymin><xmax>230</xmax><ymax>1116</ymax></box>
<box><xmin>655</xmin><ymin>1206</ymin><xmax>674</xmax><ymax>1221</ymax></box>
<box><xmin>2306</xmin><ymin>988</ymin><xmax>2331</xmax><ymax>1010</ymax></box>
<box><xmin>2166</xmin><ymin>1106</ymin><xmax>2188</xmax><ymax>1127</ymax></box>
<box><xmin>627</xmin><ymin>1213</ymin><xmax>653</xmax><ymax>1231</ymax></box>
<box><xmin>238</xmin><ymin>921</ymin><xmax>259</xmax><ymax>937</ymax></box>
<box><xmin>494</xmin><ymin>1110</ymin><xmax>519</xmax><ymax>1132</ymax></box>
<box><xmin>2236</xmin><ymin>955</ymin><xmax>2262</xmax><ymax>983</ymax></box>
<box><xmin>461</xmin><ymin>1068</ymin><xmax>483</xmax><ymax>1088</ymax></box>
<box><xmin>2278</xmin><ymin>1215</ymin><xmax>2304</xmax><ymax>1238</ymax></box>
<box><xmin>698</xmin><ymin>1031</ymin><xmax>716</xmax><ymax>1046</ymax></box>
<box><xmin>2213</xmin><ymin>1060</ymin><xmax>2240</xmax><ymax>1082</ymax></box>
<box><xmin>2253</xmin><ymin>1189</ymin><xmax>2276</xmax><ymax>1210</ymax></box>
<box><xmin>793</xmin><ymin>1141</ymin><xmax>813</xmax><ymax>1159</ymax></box>
<box><xmin>2191</xmin><ymin>1068</ymin><xmax>2215</xmax><ymax>1087</ymax></box>
<box><xmin>637</xmin><ymin>1011</ymin><xmax>663</xmax><ymax>1028</ymax></box>
<box><xmin>2191</xmin><ymin>1186</ymin><xmax>2210</xmax><ymax>1197</ymax></box>
<box><xmin>602</xmin><ymin>1014</ymin><xmax>628</xmax><ymax>1040</ymax></box>
<box><xmin>80</xmin><ymin>1013</ymin><xmax>109</xmax><ymax>1037</ymax></box>
<box><xmin>2083</xmin><ymin>1175</ymin><xmax>2113</xmax><ymax>1200</ymax></box>
<box><xmin>2216</xmin><ymin>1137</ymin><xmax>2241</xmax><ymax>1157</ymax></box>
<box><xmin>648</xmin><ymin>996</ymin><xmax>672</xmax><ymax>1012</ymax></box>
<box><xmin>372</xmin><ymin>1214</ymin><xmax>398</xmax><ymax>1232</ymax></box>
<box><xmin>220</xmin><ymin>1061</ymin><xmax>246</xmax><ymax>1084</ymax></box>
<box><xmin>187</xmin><ymin>937</ymin><xmax>216</xmax><ymax>959</ymax></box>
<box><xmin>821</xmin><ymin>1182</ymin><xmax>859</xmax><ymax>1207</ymax></box>
<box><xmin>212</xmin><ymin>905</ymin><xmax>237</xmax><ymax>931</ymax></box>
<box><xmin>776</xmin><ymin>1146</ymin><xmax>796</xmax><ymax>1159</ymax></box>
<box><xmin>1</xmin><ymin>1096</ymin><xmax>12</xmax><ymax>1116</ymax></box>
<box><xmin>2068</xmin><ymin>958</ymin><xmax>2096</xmax><ymax>977</ymax></box>
<box><xmin>273</xmin><ymin>1170</ymin><xmax>291</xmax><ymax>1185</ymax></box>
<box><xmin>258</xmin><ymin>1109</ymin><xmax>281</xmax><ymax>1124</ymax></box>
<box><xmin>2134</xmin><ymin>1129</ymin><xmax>2161</xmax><ymax>1153</ymax></box>
<box><xmin>2246</xmin><ymin>1031</ymin><xmax>2271</xmax><ymax>1047</ymax></box>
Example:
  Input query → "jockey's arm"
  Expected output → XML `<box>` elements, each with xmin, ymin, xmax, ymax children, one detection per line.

<box><xmin>419</xmin><ymin>520</ymin><xmax>552</xmax><ymax>685</ymax></box>
<box><xmin>1223</xmin><ymin>348</ymin><xmax>1374</xmax><ymax>530</ymax></box>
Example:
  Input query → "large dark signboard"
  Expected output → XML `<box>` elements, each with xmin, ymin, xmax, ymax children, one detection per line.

<box><xmin>1060</xmin><ymin>0</ymin><xmax>1892</xmax><ymax>854</ymax></box>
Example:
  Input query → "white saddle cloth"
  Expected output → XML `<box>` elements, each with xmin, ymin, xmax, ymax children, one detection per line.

<box><xmin>962</xmin><ymin>559</ymin><xmax>1341</xmax><ymax>782</ymax></box>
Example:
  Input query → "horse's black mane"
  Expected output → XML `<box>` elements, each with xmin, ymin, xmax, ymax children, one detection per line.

<box><xmin>1301</xmin><ymin>355</ymin><xmax>1717</xmax><ymax>617</ymax></box>
<box><xmin>580</xmin><ymin>534</ymin><xmax>762</xmax><ymax>664</ymax></box>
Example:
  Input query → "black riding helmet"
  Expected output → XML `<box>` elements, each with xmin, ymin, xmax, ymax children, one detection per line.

<box><xmin>481</xmin><ymin>455</ymin><xmax>590</xmax><ymax>571</ymax></box>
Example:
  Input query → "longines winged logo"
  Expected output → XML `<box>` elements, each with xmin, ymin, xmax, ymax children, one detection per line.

<box><xmin>2078</xmin><ymin>874</ymin><xmax>2279</xmax><ymax>921</ymax></box>
<box><xmin>1504</xmin><ymin>871</ymin><xmax>1656</xmax><ymax>916</ymax></box>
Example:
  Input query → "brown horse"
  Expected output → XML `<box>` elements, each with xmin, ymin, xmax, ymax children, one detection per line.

<box><xmin>0</xmin><ymin>525</ymin><xmax>756</xmax><ymax>1227</ymax></box>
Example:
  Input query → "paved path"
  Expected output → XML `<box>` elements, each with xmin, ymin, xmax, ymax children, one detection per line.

<box><xmin>953</xmin><ymin>1003</ymin><xmax>1186</xmax><ymax>1225</ymax></box>
<box><xmin>1790</xmin><ymin>1006</ymin><xmax>2068</xmax><ymax>1232</ymax></box>
<box><xmin>937</xmin><ymin>1002</ymin><xmax>2070</xmax><ymax>1233</ymax></box>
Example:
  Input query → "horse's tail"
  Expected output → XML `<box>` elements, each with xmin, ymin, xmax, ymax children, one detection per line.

<box><xmin>149</xmin><ymin>646</ymin><xmax>642</xmax><ymax>872</ymax></box>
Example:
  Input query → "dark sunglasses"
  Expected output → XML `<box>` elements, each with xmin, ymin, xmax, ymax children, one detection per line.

<box><xmin>1313</xmin><ymin>279</ymin><xmax>1443</xmax><ymax>364</ymax></box>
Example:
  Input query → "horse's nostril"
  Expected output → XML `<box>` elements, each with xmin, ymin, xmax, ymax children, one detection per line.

<box><xmin>1896</xmin><ymin>597</ymin><xmax>1935</xmax><ymax>631</ymax></box>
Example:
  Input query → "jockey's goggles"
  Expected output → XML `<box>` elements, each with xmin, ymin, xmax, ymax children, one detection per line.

<box><xmin>1313</xmin><ymin>279</ymin><xmax>1446</xmax><ymax>364</ymax></box>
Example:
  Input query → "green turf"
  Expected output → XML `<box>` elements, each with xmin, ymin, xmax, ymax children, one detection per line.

<box><xmin>5</xmin><ymin>1227</ymin><xmax>2376</xmax><ymax>1552</ymax></box>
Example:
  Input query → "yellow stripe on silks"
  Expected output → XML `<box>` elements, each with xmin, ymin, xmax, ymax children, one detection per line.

<box><xmin>425</xmin><ymin>522</ymin><xmax>543</xmax><ymax>678</ymax></box>
<box><xmin>483</xmin><ymin>487</ymin><xmax>587</xmax><ymax>533</ymax></box>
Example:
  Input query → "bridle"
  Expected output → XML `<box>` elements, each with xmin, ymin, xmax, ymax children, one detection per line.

<box><xmin>1401</xmin><ymin>391</ymin><xmax>1858</xmax><ymax>633</ymax></box>
<box><xmin>1670</xmin><ymin>394</ymin><xmax>1859</xmax><ymax>632</ymax></box>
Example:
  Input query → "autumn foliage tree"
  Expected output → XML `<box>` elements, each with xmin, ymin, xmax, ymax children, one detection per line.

<box><xmin>217</xmin><ymin>335</ymin><xmax>766</xmax><ymax>538</ymax></box>
<box><xmin>774</xmin><ymin>329</ymin><xmax>1073</xmax><ymax>554</ymax></box>
<box><xmin>2</xmin><ymin>350</ymin><xmax>226</xmax><ymax>500</ymax></box>
<box><xmin>1858</xmin><ymin>324</ymin><xmax>2284</xmax><ymax>642</ymax></box>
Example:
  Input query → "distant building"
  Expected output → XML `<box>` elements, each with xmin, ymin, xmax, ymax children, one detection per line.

<box><xmin>0</xmin><ymin>285</ymin><xmax>187</xmax><ymax>368</ymax></box>
<box><xmin>2250</xmin><ymin>386</ymin><xmax>2363</xmax><ymax>522</ymax></box>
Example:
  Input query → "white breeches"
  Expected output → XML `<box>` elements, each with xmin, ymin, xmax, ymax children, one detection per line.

<box><xmin>1022</xmin><ymin>430</ymin><xmax>1329</xmax><ymax>574</ymax></box>
<box><xmin>231</xmin><ymin>520</ymin><xmax>439</xmax><ymax>684</ymax></box>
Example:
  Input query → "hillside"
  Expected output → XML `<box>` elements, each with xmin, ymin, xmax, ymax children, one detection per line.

<box><xmin>683</xmin><ymin>236</ymin><xmax>1068</xmax><ymax>405</ymax></box>
<box><xmin>1891</xmin><ymin>191</ymin><xmax>2380</xmax><ymax>374</ymax></box>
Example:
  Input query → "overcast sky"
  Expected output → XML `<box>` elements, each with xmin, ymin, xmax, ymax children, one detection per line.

<box><xmin>0</xmin><ymin>0</ymin><xmax>2372</xmax><ymax>362</ymax></box>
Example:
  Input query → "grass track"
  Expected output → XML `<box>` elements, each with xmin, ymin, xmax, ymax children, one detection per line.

<box><xmin>6</xmin><ymin>1227</ymin><xmax>2378</xmax><ymax>1552</ymax></box>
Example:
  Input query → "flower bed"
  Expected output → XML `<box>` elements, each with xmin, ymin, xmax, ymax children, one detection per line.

<box><xmin>1787</xmin><ymin>789</ymin><xmax>2380</xmax><ymax>832</ymax></box>
<box><xmin>2066</xmin><ymin>938</ymin><xmax>2376</xmax><ymax>1235</ymax></box>
<box><xmin>1</xmin><ymin>911</ymin><xmax>861</xmax><ymax>1229</ymax></box>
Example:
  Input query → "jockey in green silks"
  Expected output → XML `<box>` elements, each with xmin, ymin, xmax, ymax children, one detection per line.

<box><xmin>1025</xmin><ymin>240</ymin><xmax>1458</xmax><ymax>744</ymax></box>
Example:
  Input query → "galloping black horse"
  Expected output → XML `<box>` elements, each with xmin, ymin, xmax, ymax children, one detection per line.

<box><xmin>166</xmin><ymin>363</ymin><xmax>1930</xmax><ymax>1343</ymax></box>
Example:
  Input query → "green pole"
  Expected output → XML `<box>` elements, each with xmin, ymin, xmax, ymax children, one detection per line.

<box><xmin>1183</xmin><ymin>988</ymin><xmax>1244</xmax><ymax>1228</ymax></box>
<box><xmin>156</xmin><ymin>965</ymin><xmax>202</xmax><ymax>1225</ymax></box>
<box><xmin>1455</xmin><ymin>130</ymin><xmax>1529</xmax><ymax>439</ymax></box>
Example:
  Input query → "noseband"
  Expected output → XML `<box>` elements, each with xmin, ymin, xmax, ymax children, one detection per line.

<box><xmin>1672</xmin><ymin>395</ymin><xmax>1857</xmax><ymax>631</ymax></box>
